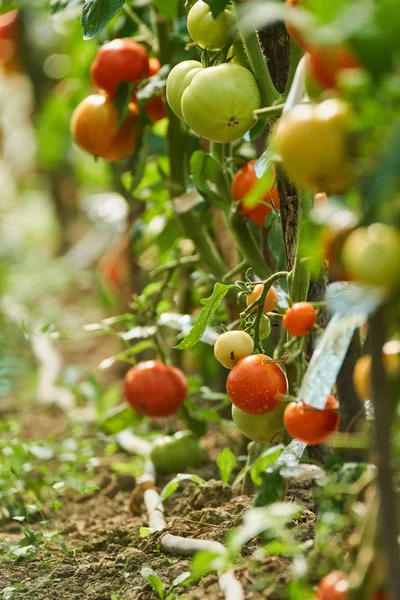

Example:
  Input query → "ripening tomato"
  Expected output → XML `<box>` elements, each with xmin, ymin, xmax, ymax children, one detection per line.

<box><xmin>284</xmin><ymin>0</ymin><xmax>310</xmax><ymax>51</ymax></box>
<box><xmin>149</xmin><ymin>57</ymin><xmax>160</xmax><ymax>77</ymax></box>
<box><xmin>284</xmin><ymin>394</ymin><xmax>340</xmax><ymax>445</ymax></box>
<box><xmin>150</xmin><ymin>431</ymin><xmax>204</xmax><ymax>475</ymax></box>
<box><xmin>341</xmin><ymin>224</ymin><xmax>400</xmax><ymax>290</ymax></box>
<box><xmin>145</xmin><ymin>96</ymin><xmax>166</xmax><ymax>123</ymax></box>
<box><xmin>232</xmin><ymin>403</ymin><xmax>285</xmax><ymax>443</ymax></box>
<box><xmin>214</xmin><ymin>330</ymin><xmax>254</xmax><ymax>369</ymax></box>
<box><xmin>0</xmin><ymin>10</ymin><xmax>22</xmax><ymax>74</ymax></box>
<box><xmin>272</xmin><ymin>99</ymin><xmax>352</xmax><ymax>193</ymax></box>
<box><xmin>353</xmin><ymin>354</ymin><xmax>372</xmax><ymax>401</ymax></box>
<box><xmin>227</xmin><ymin>354</ymin><xmax>287</xmax><ymax>414</ymax></box>
<box><xmin>187</xmin><ymin>0</ymin><xmax>236</xmax><ymax>50</ymax></box>
<box><xmin>308</xmin><ymin>46</ymin><xmax>360</xmax><ymax>91</ymax></box>
<box><xmin>316</xmin><ymin>571</ymin><xmax>349</xmax><ymax>600</ymax></box>
<box><xmin>91</xmin><ymin>39</ymin><xmax>149</xmax><ymax>98</ymax></box>
<box><xmin>232</xmin><ymin>161</ymin><xmax>279</xmax><ymax>227</ymax></box>
<box><xmin>124</xmin><ymin>360</ymin><xmax>187</xmax><ymax>418</ymax></box>
<box><xmin>166</xmin><ymin>60</ymin><xmax>204</xmax><ymax>120</ymax></box>
<box><xmin>181</xmin><ymin>64</ymin><xmax>261</xmax><ymax>143</ymax></box>
<box><xmin>71</xmin><ymin>94</ymin><xmax>139</xmax><ymax>161</ymax></box>
<box><xmin>283</xmin><ymin>302</ymin><xmax>317</xmax><ymax>337</ymax></box>
<box><xmin>247</xmin><ymin>284</ymin><xmax>278</xmax><ymax>313</ymax></box>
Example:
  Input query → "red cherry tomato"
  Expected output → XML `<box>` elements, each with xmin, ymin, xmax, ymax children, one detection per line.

<box><xmin>149</xmin><ymin>57</ymin><xmax>161</xmax><ymax>76</ymax></box>
<box><xmin>226</xmin><ymin>354</ymin><xmax>287</xmax><ymax>415</ymax></box>
<box><xmin>124</xmin><ymin>360</ymin><xmax>188</xmax><ymax>418</ymax></box>
<box><xmin>308</xmin><ymin>46</ymin><xmax>360</xmax><ymax>90</ymax></box>
<box><xmin>283</xmin><ymin>302</ymin><xmax>317</xmax><ymax>336</ymax></box>
<box><xmin>145</xmin><ymin>96</ymin><xmax>166</xmax><ymax>123</ymax></box>
<box><xmin>232</xmin><ymin>160</ymin><xmax>279</xmax><ymax>227</ymax></box>
<box><xmin>284</xmin><ymin>394</ymin><xmax>340</xmax><ymax>445</ymax></box>
<box><xmin>316</xmin><ymin>571</ymin><xmax>349</xmax><ymax>600</ymax></box>
<box><xmin>91</xmin><ymin>39</ymin><xmax>149</xmax><ymax>99</ymax></box>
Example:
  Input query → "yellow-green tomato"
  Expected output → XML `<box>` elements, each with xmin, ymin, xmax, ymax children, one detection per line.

<box><xmin>259</xmin><ymin>314</ymin><xmax>272</xmax><ymax>339</ymax></box>
<box><xmin>214</xmin><ymin>330</ymin><xmax>254</xmax><ymax>369</ymax></box>
<box><xmin>341</xmin><ymin>224</ymin><xmax>400</xmax><ymax>290</ymax></box>
<box><xmin>232</xmin><ymin>403</ymin><xmax>285</xmax><ymax>443</ymax></box>
<box><xmin>166</xmin><ymin>60</ymin><xmax>203</xmax><ymax>120</ymax></box>
<box><xmin>150</xmin><ymin>431</ymin><xmax>204</xmax><ymax>475</ymax></box>
<box><xmin>272</xmin><ymin>98</ymin><xmax>351</xmax><ymax>193</ymax></box>
<box><xmin>181</xmin><ymin>64</ymin><xmax>261</xmax><ymax>143</ymax></box>
<box><xmin>187</xmin><ymin>0</ymin><xmax>236</xmax><ymax>50</ymax></box>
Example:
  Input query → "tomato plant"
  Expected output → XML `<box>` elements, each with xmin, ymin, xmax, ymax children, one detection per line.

<box><xmin>284</xmin><ymin>395</ymin><xmax>340</xmax><ymax>445</ymax></box>
<box><xmin>124</xmin><ymin>361</ymin><xmax>188</xmax><ymax>417</ymax></box>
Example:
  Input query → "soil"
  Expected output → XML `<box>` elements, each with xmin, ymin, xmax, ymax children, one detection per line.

<box><xmin>0</xmin><ymin>337</ymin><xmax>317</xmax><ymax>600</ymax></box>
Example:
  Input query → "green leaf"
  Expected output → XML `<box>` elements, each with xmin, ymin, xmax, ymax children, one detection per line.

<box><xmin>190</xmin><ymin>150</ymin><xmax>229</xmax><ymax>210</ymax></box>
<box><xmin>191</xmin><ymin>550</ymin><xmax>227</xmax><ymax>580</ymax></box>
<box><xmin>152</xmin><ymin>0</ymin><xmax>179</xmax><ymax>19</ymax></box>
<box><xmin>253</xmin><ymin>470</ymin><xmax>286</xmax><ymax>507</ymax></box>
<box><xmin>179</xmin><ymin>403</ymin><xmax>207</xmax><ymax>437</ymax></box>
<box><xmin>159</xmin><ymin>473</ymin><xmax>205</xmax><ymax>502</ymax></box>
<box><xmin>216</xmin><ymin>447</ymin><xmax>236</xmax><ymax>483</ymax></box>
<box><xmin>100</xmin><ymin>404</ymin><xmax>142</xmax><ymax>435</ymax></box>
<box><xmin>140</xmin><ymin>567</ymin><xmax>165</xmax><ymax>599</ymax></box>
<box><xmin>50</xmin><ymin>0</ymin><xmax>83</xmax><ymax>15</ymax></box>
<box><xmin>204</xmin><ymin>0</ymin><xmax>230</xmax><ymax>18</ymax></box>
<box><xmin>250</xmin><ymin>445</ymin><xmax>284</xmax><ymax>486</ymax></box>
<box><xmin>175</xmin><ymin>283</ymin><xmax>234</xmax><ymax>350</ymax></box>
<box><xmin>81</xmin><ymin>0</ymin><xmax>124</xmax><ymax>40</ymax></box>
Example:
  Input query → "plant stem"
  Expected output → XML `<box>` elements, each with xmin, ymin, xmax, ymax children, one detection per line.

<box><xmin>369</xmin><ymin>309</ymin><xmax>400</xmax><ymax>600</ymax></box>
<box><xmin>289</xmin><ymin>189</ymin><xmax>313</xmax><ymax>302</ymax></box>
<box><xmin>253</xmin><ymin>271</ymin><xmax>289</xmax><ymax>351</ymax></box>
<box><xmin>154</xmin><ymin>12</ymin><xmax>228</xmax><ymax>280</ymax></box>
<box><xmin>232</xmin><ymin>0</ymin><xmax>280</xmax><ymax>106</ymax></box>
<box><xmin>230</xmin><ymin>209</ymin><xmax>272</xmax><ymax>279</ymax></box>
<box><xmin>123</xmin><ymin>4</ymin><xmax>155</xmax><ymax>42</ymax></box>
<box><xmin>222</xmin><ymin>259</ymin><xmax>248</xmax><ymax>282</ymax></box>
<box><xmin>283</xmin><ymin>38</ymin><xmax>303</xmax><ymax>98</ymax></box>
<box><xmin>254</xmin><ymin>104</ymin><xmax>285</xmax><ymax>120</ymax></box>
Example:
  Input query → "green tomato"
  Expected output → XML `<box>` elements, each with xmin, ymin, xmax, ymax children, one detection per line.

<box><xmin>259</xmin><ymin>314</ymin><xmax>272</xmax><ymax>339</ymax></box>
<box><xmin>150</xmin><ymin>431</ymin><xmax>205</xmax><ymax>475</ymax></box>
<box><xmin>187</xmin><ymin>0</ymin><xmax>236</xmax><ymax>50</ymax></box>
<box><xmin>341</xmin><ymin>224</ymin><xmax>400</xmax><ymax>290</ymax></box>
<box><xmin>232</xmin><ymin>403</ymin><xmax>285</xmax><ymax>444</ymax></box>
<box><xmin>181</xmin><ymin>64</ymin><xmax>261</xmax><ymax>143</ymax></box>
<box><xmin>166</xmin><ymin>60</ymin><xmax>204</xmax><ymax>120</ymax></box>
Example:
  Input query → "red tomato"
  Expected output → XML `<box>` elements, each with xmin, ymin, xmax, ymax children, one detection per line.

<box><xmin>124</xmin><ymin>361</ymin><xmax>188</xmax><ymax>417</ymax></box>
<box><xmin>0</xmin><ymin>10</ymin><xmax>22</xmax><ymax>73</ymax></box>
<box><xmin>308</xmin><ymin>46</ymin><xmax>360</xmax><ymax>90</ymax></box>
<box><xmin>316</xmin><ymin>571</ymin><xmax>349</xmax><ymax>600</ymax></box>
<box><xmin>246</xmin><ymin>284</ymin><xmax>278</xmax><ymax>313</ymax></box>
<box><xmin>149</xmin><ymin>57</ymin><xmax>160</xmax><ymax>76</ymax></box>
<box><xmin>226</xmin><ymin>354</ymin><xmax>287</xmax><ymax>415</ymax></box>
<box><xmin>285</xmin><ymin>0</ymin><xmax>310</xmax><ymax>51</ymax></box>
<box><xmin>232</xmin><ymin>160</ymin><xmax>279</xmax><ymax>227</ymax></box>
<box><xmin>283</xmin><ymin>302</ymin><xmax>317</xmax><ymax>336</ymax></box>
<box><xmin>145</xmin><ymin>96</ymin><xmax>166</xmax><ymax>123</ymax></box>
<box><xmin>91</xmin><ymin>39</ymin><xmax>149</xmax><ymax>98</ymax></box>
<box><xmin>284</xmin><ymin>394</ymin><xmax>340</xmax><ymax>445</ymax></box>
<box><xmin>71</xmin><ymin>94</ymin><xmax>139</xmax><ymax>161</ymax></box>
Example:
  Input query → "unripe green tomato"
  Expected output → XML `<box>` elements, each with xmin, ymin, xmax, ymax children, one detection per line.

<box><xmin>181</xmin><ymin>64</ymin><xmax>261</xmax><ymax>143</ymax></box>
<box><xmin>341</xmin><ymin>224</ymin><xmax>400</xmax><ymax>290</ymax></box>
<box><xmin>214</xmin><ymin>330</ymin><xmax>254</xmax><ymax>369</ymax></box>
<box><xmin>166</xmin><ymin>60</ymin><xmax>203</xmax><ymax>120</ymax></box>
<box><xmin>232</xmin><ymin>403</ymin><xmax>285</xmax><ymax>443</ymax></box>
<box><xmin>259</xmin><ymin>314</ymin><xmax>272</xmax><ymax>339</ymax></box>
<box><xmin>187</xmin><ymin>0</ymin><xmax>236</xmax><ymax>50</ymax></box>
<box><xmin>150</xmin><ymin>431</ymin><xmax>204</xmax><ymax>475</ymax></box>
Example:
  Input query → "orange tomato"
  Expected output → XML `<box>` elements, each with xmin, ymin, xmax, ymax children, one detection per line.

<box><xmin>246</xmin><ymin>284</ymin><xmax>278</xmax><ymax>313</ymax></box>
<box><xmin>226</xmin><ymin>354</ymin><xmax>287</xmax><ymax>414</ymax></box>
<box><xmin>145</xmin><ymin>96</ymin><xmax>166</xmax><ymax>123</ymax></box>
<box><xmin>71</xmin><ymin>94</ymin><xmax>139</xmax><ymax>161</ymax></box>
<box><xmin>283</xmin><ymin>302</ymin><xmax>317</xmax><ymax>336</ymax></box>
<box><xmin>149</xmin><ymin>57</ymin><xmax>161</xmax><ymax>76</ymax></box>
<box><xmin>285</xmin><ymin>0</ymin><xmax>310</xmax><ymax>51</ymax></box>
<box><xmin>284</xmin><ymin>394</ymin><xmax>340</xmax><ymax>445</ymax></box>
<box><xmin>91</xmin><ymin>39</ymin><xmax>149</xmax><ymax>98</ymax></box>
<box><xmin>308</xmin><ymin>46</ymin><xmax>360</xmax><ymax>91</ymax></box>
<box><xmin>232</xmin><ymin>160</ymin><xmax>279</xmax><ymax>227</ymax></box>
<box><xmin>316</xmin><ymin>571</ymin><xmax>349</xmax><ymax>600</ymax></box>
<box><xmin>0</xmin><ymin>10</ymin><xmax>22</xmax><ymax>74</ymax></box>
<box><xmin>124</xmin><ymin>361</ymin><xmax>188</xmax><ymax>417</ymax></box>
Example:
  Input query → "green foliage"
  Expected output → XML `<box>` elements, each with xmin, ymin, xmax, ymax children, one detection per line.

<box><xmin>152</xmin><ymin>0</ymin><xmax>179</xmax><ymax>19</ymax></box>
<box><xmin>81</xmin><ymin>0</ymin><xmax>124</xmax><ymax>39</ymax></box>
<box><xmin>204</xmin><ymin>0</ymin><xmax>231</xmax><ymax>19</ymax></box>
<box><xmin>159</xmin><ymin>473</ymin><xmax>205</xmax><ymax>502</ymax></box>
<box><xmin>190</xmin><ymin>150</ymin><xmax>229</xmax><ymax>210</ymax></box>
<box><xmin>140</xmin><ymin>567</ymin><xmax>165</xmax><ymax>599</ymax></box>
<box><xmin>250</xmin><ymin>445</ymin><xmax>284</xmax><ymax>486</ymax></box>
<box><xmin>216</xmin><ymin>447</ymin><xmax>236</xmax><ymax>483</ymax></box>
<box><xmin>175</xmin><ymin>283</ymin><xmax>235</xmax><ymax>349</ymax></box>
<box><xmin>100</xmin><ymin>404</ymin><xmax>143</xmax><ymax>435</ymax></box>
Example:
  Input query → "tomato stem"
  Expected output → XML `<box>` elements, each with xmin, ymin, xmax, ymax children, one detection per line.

<box><xmin>222</xmin><ymin>259</ymin><xmax>248</xmax><ymax>282</ymax></box>
<box><xmin>254</xmin><ymin>104</ymin><xmax>285</xmax><ymax>120</ymax></box>
<box><xmin>230</xmin><ymin>208</ymin><xmax>272</xmax><ymax>280</ymax></box>
<box><xmin>232</xmin><ymin>0</ymin><xmax>280</xmax><ymax>106</ymax></box>
<box><xmin>283</xmin><ymin>37</ymin><xmax>303</xmax><ymax>99</ymax></box>
<box><xmin>289</xmin><ymin>189</ymin><xmax>314</xmax><ymax>302</ymax></box>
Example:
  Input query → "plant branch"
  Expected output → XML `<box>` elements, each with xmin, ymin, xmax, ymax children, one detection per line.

<box><xmin>230</xmin><ymin>209</ymin><xmax>272</xmax><ymax>279</ymax></box>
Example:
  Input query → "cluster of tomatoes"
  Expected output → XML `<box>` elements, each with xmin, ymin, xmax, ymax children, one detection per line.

<box><xmin>214</xmin><ymin>285</ymin><xmax>340</xmax><ymax>446</ymax></box>
<box><xmin>166</xmin><ymin>1</ymin><xmax>262</xmax><ymax>144</ymax></box>
<box><xmin>71</xmin><ymin>39</ymin><xmax>165</xmax><ymax>161</ymax></box>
